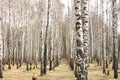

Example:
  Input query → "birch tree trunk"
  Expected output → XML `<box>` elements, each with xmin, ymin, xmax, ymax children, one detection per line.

<box><xmin>0</xmin><ymin>16</ymin><xmax>3</xmax><ymax>78</ymax></box>
<box><xmin>8</xmin><ymin>0</ymin><xmax>11</xmax><ymax>70</ymax></box>
<box><xmin>112</xmin><ymin>0</ymin><xmax>118</xmax><ymax>78</ymax></box>
<box><xmin>74</xmin><ymin>0</ymin><xmax>87</xmax><ymax>80</ymax></box>
<box><xmin>82</xmin><ymin>0</ymin><xmax>89</xmax><ymax>79</ymax></box>
<box><xmin>0</xmin><ymin>0</ymin><xmax>3</xmax><ymax>77</ymax></box>
<box><xmin>41</xmin><ymin>0</ymin><xmax>50</xmax><ymax>75</ymax></box>
<box><xmin>103</xmin><ymin>22</ymin><xmax>106</xmax><ymax>74</ymax></box>
<box><xmin>0</xmin><ymin>36</ymin><xmax>3</xmax><ymax>78</ymax></box>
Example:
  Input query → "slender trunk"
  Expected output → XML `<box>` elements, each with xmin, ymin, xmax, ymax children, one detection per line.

<box><xmin>0</xmin><ymin>12</ymin><xmax>3</xmax><ymax>79</ymax></box>
<box><xmin>82</xmin><ymin>0</ymin><xmax>89</xmax><ymax>79</ymax></box>
<box><xmin>112</xmin><ymin>0</ymin><xmax>118</xmax><ymax>78</ymax></box>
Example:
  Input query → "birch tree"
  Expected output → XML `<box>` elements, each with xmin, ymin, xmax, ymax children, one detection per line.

<box><xmin>112</xmin><ymin>0</ymin><xmax>118</xmax><ymax>78</ymax></box>
<box><xmin>82</xmin><ymin>0</ymin><xmax>89</xmax><ymax>79</ymax></box>
<box><xmin>74</xmin><ymin>0</ymin><xmax>85</xmax><ymax>79</ymax></box>
<box><xmin>0</xmin><ymin>13</ymin><xmax>3</xmax><ymax>78</ymax></box>
<box><xmin>41</xmin><ymin>0</ymin><xmax>50</xmax><ymax>75</ymax></box>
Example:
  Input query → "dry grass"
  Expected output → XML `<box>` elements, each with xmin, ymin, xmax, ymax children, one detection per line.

<box><xmin>0</xmin><ymin>64</ymin><xmax>40</xmax><ymax>80</ymax></box>
<box><xmin>0</xmin><ymin>59</ymin><xmax>76</xmax><ymax>80</ymax></box>
<box><xmin>88</xmin><ymin>63</ymin><xmax>120</xmax><ymax>80</ymax></box>
<box><xmin>0</xmin><ymin>60</ymin><xmax>120</xmax><ymax>80</ymax></box>
<box><xmin>37</xmin><ymin>59</ymin><xmax>76</xmax><ymax>80</ymax></box>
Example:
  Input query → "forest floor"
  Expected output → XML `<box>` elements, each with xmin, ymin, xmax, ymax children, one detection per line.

<box><xmin>88</xmin><ymin>62</ymin><xmax>120</xmax><ymax>80</ymax></box>
<box><xmin>0</xmin><ymin>59</ymin><xmax>120</xmax><ymax>80</ymax></box>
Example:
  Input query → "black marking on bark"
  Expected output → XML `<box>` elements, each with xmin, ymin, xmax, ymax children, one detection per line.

<box><xmin>76</xmin><ymin>39</ymin><xmax>82</xmax><ymax>47</ymax></box>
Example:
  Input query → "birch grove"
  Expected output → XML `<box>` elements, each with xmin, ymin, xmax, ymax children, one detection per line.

<box><xmin>0</xmin><ymin>0</ymin><xmax>120</xmax><ymax>80</ymax></box>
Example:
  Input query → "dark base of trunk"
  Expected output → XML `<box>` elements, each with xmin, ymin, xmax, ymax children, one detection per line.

<box><xmin>26</xmin><ymin>64</ymin><xmax>29</xmax><ymax>71</ymax></box>
<box><xmin>114</xmin><ymin>69</ymin><xmax>118</xmax><ymax>79</ymax></box>
<box><xmin>112</xmin><ymin>63</ymin><xmax>115</xmax><ymax>69</ymax></box>
<box><xmin>0</xmin><ymin>66</ymin><xmax>3</xmax><ymax>78</ymax></box>
<box><xmin>70</xmin><ymin>58</ymin><xmax>74</xmax><ymax>70</ymax></box>
<box><xmin>2</xmin><ymin>67</ymin><xmax>4</xmax><ymax>71</ymax></box>
<box><xmin>35</xmin><ymin>63</ymin><xmax>38</xmax><ymax>69</ymax></box>
<box><xmin>74</xmin><ymin>71</ymin><xmax>77</xmax><ymax>77</ymax></box>
<box><xmin>97</xmin><ymin>61</ymin><xmax>100</xmax><ymax>66</ymax></box>
<box><xmin>8</xmin><ymin>64</ymin><xmax>11</xmax><ymax>69</ymax></box>
<box><xmin>49</xmin><ymin>60</ymin><xmax>52</xmax><ymax>70</ymax></box>
<box><xmin>30</xmin><ymin>63</ymin><xmax>32</xmax><ymax>70</ymax></box>
<box><xmin>16</xmin><ymin>63</ymin><xmax>19</xmax><ymax>69</ymax></box>
<box><xmin>56</xmin><ymin>56</ymin><xmax>59</xmax><ymax>67</ymax></box>
<box><xmin>30</xmin><ymin>66</ymin><xmax>32</xmax><ymax>70</ymax></box>
<box><xmin>103</xmin><ymin>68</ymin><xmax>106</xmax><ymax>74</ymax></box>
<box><xmin>41</xmin><ymin>62</ymin><xmax>44</xmax><ymax>76</ymax></box>
<box><xmin>32</xmin><ymin>77</ymin><xmax>37</xmax><ymax>80</ymax></box>
<box><xmin>2</xmin><ymin>62</ymin><xmax>5</xmax><ymax>71</ymax></box>
<box><xmin>43</xmin><ymin>63</ymin><xmax>46</xmax><ymax>74</ymax></box>
<box><xmin>33</xmin><ymin>66</ymin><xmax>35</xmax><ymax>70</ymax></box>
<box><xmin>0</xmin><ymin>74</ymin><xmax>3</xmax><ymax>78</ymax></box>
<box><xmin>107</xmin><ymin>70</ymin><xmax>110</xmax><ymax>75</ymax></box>
<box><xmin>76</xmin><ymin>74</ymin><xmax>87</xmax><ymax>80</ymax></box>
<box><xmin>43</xmin><ymin>68</ymin><xmax>46</xmax><ymax>74</ymax></box>
<box><xmin>12</xmin><ymin>61</ymin><xmax>15</xmax><ymax>66</ymax></box>
<box><xmin>106</xmin><ymin>63</ymin><xmax>108</xmax><ymax>68</ymax></box>
<box><xmin>43</xmin><ymin>57</ymin><xmax>47</xmax><ymax>74</ymax></box>
<box><xmin>106</xmin><ymin>59</ymin><xmax>108</xmax><ymax>68</ymax></box>
<box><xmin>19</xmin><ymin>61</ymin><xmax>22</xmax><ymax>67</ymax></box>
